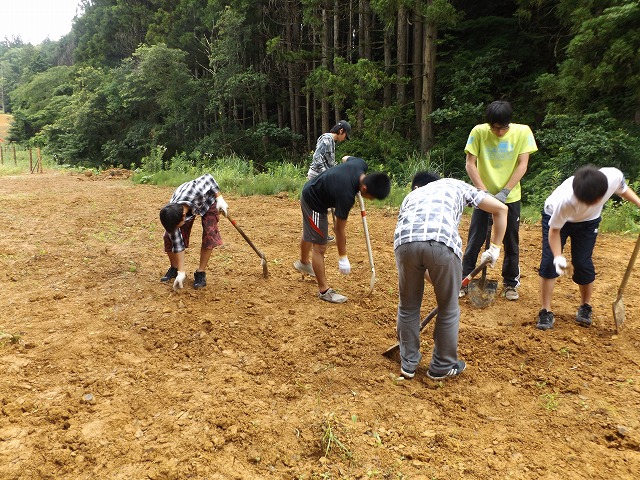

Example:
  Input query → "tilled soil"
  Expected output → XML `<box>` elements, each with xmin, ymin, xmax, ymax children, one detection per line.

<box><xmin>0</xmin><ymin>171</ymin><xmax>639</xmax><ymax>479</ymax></box>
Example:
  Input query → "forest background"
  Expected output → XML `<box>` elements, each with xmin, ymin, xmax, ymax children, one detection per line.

<box><xmin>1</xmin><ymin>0</ymin><xmax>639</xmax><ymax>213</ymax></box>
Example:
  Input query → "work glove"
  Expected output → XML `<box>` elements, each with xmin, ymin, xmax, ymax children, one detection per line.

<box><xmin>216</xmin><ymin>195</ymin><xmax>228</xmax><ymax>216</ymax></box>
<box><xmin>173</xmin><ymin>271</ymin><xmax>186</xmax><ymax>291</ymax></box>
<box><xmin>553</xmin><ymin>255</ymin><xmax>568</xmax><ymax>276</ymax></box>
<box><xmin>480</xmin><ymin>243</ymin><xmax>501</xmax><ymax>268</ymax></box>
<box><xmin>338</xmin><ymin>255</ymin><xmax>351</xmax><ymax>275</ymax></box>
<box><xmin>494</xmin><ymin>188</ymin><xmax>511</xmax><ymax>204</ymax></box>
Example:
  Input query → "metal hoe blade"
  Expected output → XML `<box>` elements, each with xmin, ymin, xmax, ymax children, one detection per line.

<box><xmin>382</xmin><ymin>260</ymin><xmax>489</xmax><ymax>362</ymax></box>
<box><xmin>467</xmin><ymin>216</ymin><xmax>498</xmax><ymax>308</ymax></box>
<box><xmin>612</xmin><ymin>231</ymin><xmax>640</xmax><ymax>333</ymax></box>
<box><xmin>467</xmin><ymin>276</ymin><xmax>498</xmax><ymax>308</ymax></box>
<box><xmin>612</xmin><ymin>296</ymin><xmax>625</xmax><ymax>334</ymax></box>
<box><xmin>382</xmin><ymin>308</ymin><xmax>438</xmax><ymax>363</ymax></box>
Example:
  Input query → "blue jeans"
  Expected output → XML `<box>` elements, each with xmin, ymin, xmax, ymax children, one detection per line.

<box><xmin>395</xmin><ymin>241</ymin><xmax>462</xmax><ymax>375</ymax></box>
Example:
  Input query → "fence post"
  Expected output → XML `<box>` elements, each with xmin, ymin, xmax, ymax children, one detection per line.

<box><xmin>37</xmin><ymin>148</ymin><xmax>43</xmax><ymax>173</ymax></box>
<box><xmin>0</xmin><ymin>145</ymin><xmax>3</xmax><ymax>165</ymax></box>
<box><xmin>12</xmin><ymin>145</ymin><xmax>16</xmax><ymax>165</ymax></box>
<box><xmin>29</xmin><ymin>148</ymin><xmax>33</xmax><ymax>173</ymax></box>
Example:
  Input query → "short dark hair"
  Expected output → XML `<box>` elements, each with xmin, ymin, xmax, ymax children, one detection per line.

<box><xmin>160</xmin><ymin>203</ymin><xmax>184</xmax><ymax>232</ymax></box>
<box><xmin>572</xmin><ymin>165</ymin><xmax>608</xmax><ymax>205</ymax></box>
<box><xmin>485</xmin><ymin>100</ymin><xmax>513</xmax><ymax>126</ymax></box>
<box><xmin>363</xmin><ymin>172</ymin><xmax>391</xmax><ymax>200</ymax></box>
<box><xmin>411</xmin><ymin>171</ymin><xmax>441</xmax><ymax>190</ymax></box>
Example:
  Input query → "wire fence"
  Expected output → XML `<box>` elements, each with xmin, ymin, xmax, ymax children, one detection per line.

<box><xmin>0</xmin><ymin>144</ymin><xmax>45</xmax><ymax>174</ymax></box>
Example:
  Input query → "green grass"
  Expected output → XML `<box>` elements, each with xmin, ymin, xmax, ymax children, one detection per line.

<box><xmin>320</xmin><ymin>414</ymin><xmax>353</xmax><ymax>460</ymax></box>
<box><xmin>5</xmin><ymin>143</ymin><xmax>638</xmax><ymax>233</ymax></box>
<box><xmin>0</xmin><ymin>330</ymin><xmax>22</xmax><ymax>345</ymax></box>
<box><xmin>0</xmin><ymin>146</ymin><xmax>49</xmax><ymax>175</ymax></box>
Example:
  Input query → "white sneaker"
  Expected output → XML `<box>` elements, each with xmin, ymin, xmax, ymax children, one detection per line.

<box><xmin>504</xmin><ymin>286</ymin><xmax>519</xmax><ymax>301</ymax></box>
<box><xmin>318</xmin><ymin>288</ymin><xmax>347</xmax><ymax>303</ymax></box>
<box><xmin>427</xmin><ymin>360</ymin><xmax>466</xmax><ymax>380</ymax></box>
<box><xmin>293</xmin><ymin>260</ymin><xmax>315</xmax><ymax>277</ymax></box>
<box><xmin>400</xmin><ymin>367</ymin><xmax>415</xmax><ymax>379</ymax></box>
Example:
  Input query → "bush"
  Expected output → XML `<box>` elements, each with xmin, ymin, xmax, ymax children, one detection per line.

<box><xmin>525</xmin><ymin>111</ymin><xmax>640</xmax><ymax>207</ymax></box>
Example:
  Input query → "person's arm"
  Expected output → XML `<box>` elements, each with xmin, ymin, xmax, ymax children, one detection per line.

<box><xmin>308</xmin><ymin>141</ymin><xmax>329</xmax><ymax>175</ymax></box>
<box><xmin>620</xmin><ymin>187</ymin><xmax>640</xmax><ymax>208</ymax></box>
<box><xmin>334</xmin><ymin>216</ymin><xmax>351</xmax><ymax>274</ymax></box>
<box><xmin>334</xmin><ymin>217</ymin><xmax>348</xmax><ymax>257</ymax></box>
<box><xmin>174</xmin><ymin>250</ymin><xmax>186</xmax><ymax>272</ymax></box>
<box><xmin>170</xmin><ymin>249</ymin><xmax>187</xmax><ymax>290</ymax></box>
<box><xmin>465</xmin><ymin>153</ymin><xmax>487</xmax><ymax>191</ymax></box>
<box><xmin>476</xmin><ymin>195</ymin><xmax>507</xmax><ymax>267</ymax></box>
<box><xmin>503</xmin><ymin>152</ymin><xmax>530</xmax><ymax>191</ymax></box>
<box><xmin>478</xmin><ymin>195</ymin><xmax>507</xmax><ymax>245</ymax></box>
<box><xmin>548</xmin><ymin>227</ymin><xmax>563</xmax><ymax>258</ymax></box>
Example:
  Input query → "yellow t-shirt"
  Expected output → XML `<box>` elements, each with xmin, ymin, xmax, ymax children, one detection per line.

<box><xmin>464</xmin><ymin>123</ymin><xmax>538</xmax><ymax>202</ymax></box>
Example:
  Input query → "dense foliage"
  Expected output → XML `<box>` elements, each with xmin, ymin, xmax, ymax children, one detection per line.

<box><xmin>1</xmin><ymin>0</ymin><xmax>639</xmax><ymax>208</ymax></box>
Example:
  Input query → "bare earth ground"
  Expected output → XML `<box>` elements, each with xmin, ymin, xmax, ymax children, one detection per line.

<box><xmin>0</xmin><ymin>171</ymin><xmax>639</xmax><ymax>480</ymax></box>
<box><xmin>0</xmin><ymin>114</ymin><xmax>10</xmax><ymax>141</ymax></box>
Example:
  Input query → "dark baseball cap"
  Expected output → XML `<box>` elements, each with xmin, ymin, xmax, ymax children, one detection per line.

<box><xmin>336</xmin><ymin>120</ymin><xmax>351</xmax><ymax>139</ymax></box>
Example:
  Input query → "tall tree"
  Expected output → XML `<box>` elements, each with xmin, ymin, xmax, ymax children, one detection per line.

<box><xmin>533</xmin><ymin>0</ymin><xmax>640</xmax><ymax>124</ymax></box>
<box><xmin>419</xmin><ymin>0</ymin><xmax>458</xmax><ymax>151</ymax></box>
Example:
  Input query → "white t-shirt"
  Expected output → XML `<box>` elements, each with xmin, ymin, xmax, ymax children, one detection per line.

<box><xmin>544</xmin><ymin>167</ymin><xmax>627</xmax><ymax>229</ymax></box>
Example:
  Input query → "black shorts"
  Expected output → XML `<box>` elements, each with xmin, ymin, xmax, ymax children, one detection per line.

<box><xmin>301</xmin><ymin>197</ymin><xmax>329</xmax><ymax>245</ymax></box>
<box><xmin>539</xmin><ymin>212</ymin><xmax>600</xmax><ymax>284</ymax></box>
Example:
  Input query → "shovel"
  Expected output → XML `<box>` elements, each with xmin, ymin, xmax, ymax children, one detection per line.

<box><xmin>357</xmin><ymin>192</ymin><xmax>376</xmax><ymax>295</ymax></box>
<box><xmin>468</xmin><ymin>216</ymin><xmax>498</xmax><ymax>308</ymax></box>
<box><xmin>611</xmin><ymin>232</ymin><xmax>640</xmax><ymax>333</ymax></box>
<box><xmin>382</xmin><ymin>259</ymin><xmax>490</xmax><ymax>362</ymax></box>
<box><xmin>222</xmin><ymin>211</ymin><xmax>269</xmax><ymax>278</ymax></box>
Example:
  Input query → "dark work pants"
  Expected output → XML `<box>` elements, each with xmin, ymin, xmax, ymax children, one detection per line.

<box><xmin>462</xmin><ymin>201</ymin><xmax>521</xmax><ymax>288</ymax></box>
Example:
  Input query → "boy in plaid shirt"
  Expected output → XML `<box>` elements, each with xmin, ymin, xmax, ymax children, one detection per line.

<box><xmin>159</xmin><ymin>174</ymin><xmax>229</xmax><ymax>290</ymax></box>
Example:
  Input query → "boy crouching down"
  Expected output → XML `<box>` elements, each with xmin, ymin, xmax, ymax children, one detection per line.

<box><xmin>159</xmin><ymin>173</ymin><xmax>228</xmax><ymax>290</ymax></box>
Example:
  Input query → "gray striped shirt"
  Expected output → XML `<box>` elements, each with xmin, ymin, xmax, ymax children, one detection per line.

<box><xmin>307</xmin><ymin>133</ymin><xmax>336</xmax><ymax>179</ymax></box>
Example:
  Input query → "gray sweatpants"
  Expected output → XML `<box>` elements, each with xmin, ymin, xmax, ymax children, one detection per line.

<box><xmin>395</xmin><ymin>241</ymin><xmax>462</xmax><ymax>375</ymax></box>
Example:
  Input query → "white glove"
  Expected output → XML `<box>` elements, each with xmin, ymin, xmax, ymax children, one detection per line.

<box><xmin>216</xmin><ymin>195</ymin><xmax>228</xmax><ymax>216</ymax></box>
<box><xmin>338</xmin><ymin>255</ymin><xmax>351</xmax><ymax>275</ymax></box>
<box><xmin>553</xmin><ymin>255</ymin><xmax>568</xmax><ymax>276</ymax></box>
<box><xmin>173</xmin><ymin>271</ymin><xmax>186</xmax><ymax>291</ymax></box>
<box><xmin>494</xmin><ymin>187</ymin><xmax>511</xmax><ymax>203</ymax></box>
<box><xmin>480</xmin><ymin>243</ymin><xmax>501</xmax><ymax>268</ymax></box>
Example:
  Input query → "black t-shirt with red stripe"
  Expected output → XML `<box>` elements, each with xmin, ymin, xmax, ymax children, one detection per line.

<box><xmin>301</xmin><ymin>157</ymin><xmax>368</xmax><ymax>220</ymax></box>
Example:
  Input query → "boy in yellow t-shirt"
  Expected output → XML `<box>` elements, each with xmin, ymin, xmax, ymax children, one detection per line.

<box><xmin>461</xmin><ymin>100</ymin><xmax>538</xmax><ymax>301</ymax></box>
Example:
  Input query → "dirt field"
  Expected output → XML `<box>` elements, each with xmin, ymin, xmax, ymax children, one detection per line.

<box><xmin>1</xmin><ymin>171</ymin><xmax>639</xmax><ymax>479</ymax></box>
<box><xmin>0</xmin><ymin>113</ymin><xmax>11</xmax><ymax>143</ymax></box>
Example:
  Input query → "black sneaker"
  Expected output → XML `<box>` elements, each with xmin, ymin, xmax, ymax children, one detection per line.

<box><xmin>161</xmin><ymin>266</ymin><xmax>178</xmax><ymax>282</ymax></box>
<box><xmin>576</xmin><ymin>303</ymin><xmax>593</xmax><ymax>327</ymax></box>
<box><xmin>194</xmin><ymin>271</ymin><xmax>207</xmax><ymax>289</ymax></box>
<box><xmin>427</xmin><ymin>360</ymin><xmax>466</xmax><ymax>380</ymax></box>
<box><xmin>536</xmin><ymin>309</ymin><xmax>555</xmax><ymax>330</ymax></box>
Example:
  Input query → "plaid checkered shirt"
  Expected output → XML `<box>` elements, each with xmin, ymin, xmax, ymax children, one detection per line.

<box><xmin>167</xmin><ymin>173</ymin><xmax>221</xmax><ymax>252</ymax></box>
<box><xmin>394</xmin><ymin>178</ymin><xmax>487</xmax><ymax>260</ymax></box>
